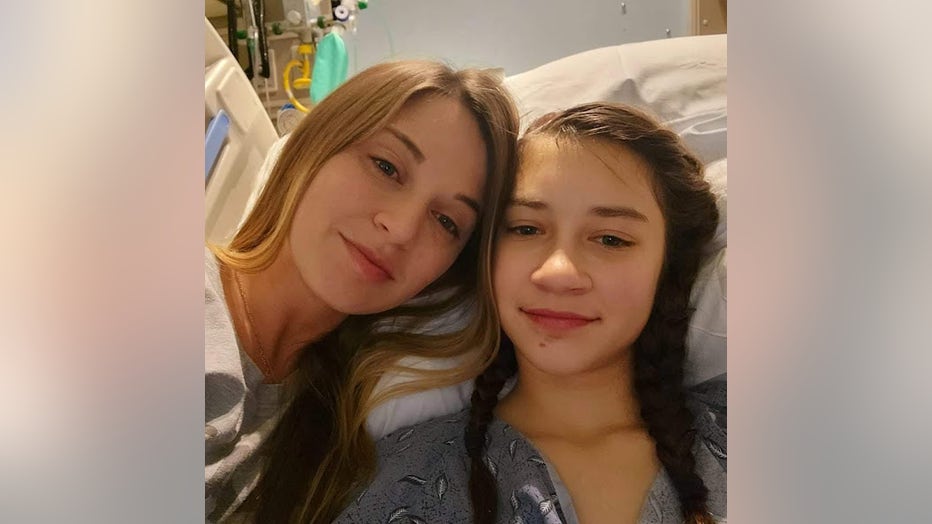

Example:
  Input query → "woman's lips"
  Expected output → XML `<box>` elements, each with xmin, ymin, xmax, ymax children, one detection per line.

<box><xmin>521</xmin><ymin>308</ymin><xmax>598</xmax><ymax>331</ymax></box>
<box><xmin>341</xmin><ymin>235</ymin><xmax>393</xmax><ymax>282</ymax></box>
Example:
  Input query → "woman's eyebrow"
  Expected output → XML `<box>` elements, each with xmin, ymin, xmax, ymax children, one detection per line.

<box><xmin>456</xmin><ymin>195</ymin><xmax>480</xmax><ymax>215</ymax></box>
<box><xmin>382</xmin><ymin>126</ymin><xmax>477</xmax><ymax>215</ymax></box>
<box><xmin>385</xmin><ymin>126</ymin><xmax>425</xmax><ymax>163</ymax></box>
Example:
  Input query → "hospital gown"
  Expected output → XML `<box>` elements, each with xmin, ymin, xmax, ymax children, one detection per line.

<box><xmin>335</xmin><ymin>375</ymin><xmax>726</xmax><ymax>524</ymax></box>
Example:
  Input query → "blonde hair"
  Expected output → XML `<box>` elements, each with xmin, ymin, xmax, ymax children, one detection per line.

<box><xmin>239</xmin><ymin>60</ymin><xmax>519</xmax><ymax>523</ymax></box>
<box><xmin>212</xmin><ymin>60</ymin><xmax>501</xmax><ymax>271</ymax></box>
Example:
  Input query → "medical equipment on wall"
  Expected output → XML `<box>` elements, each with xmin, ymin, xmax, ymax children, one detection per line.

<box><xmin>227</xmin><ymin>0</ymin><xmax>271</xmax><ymax>80</ymax></box>
<box><xmin>213</xmin><ymin>0</ymin><xmax>369</xmax><ymax>128</ymax></box>
<box><xmin>278</xmin><ymin>0</ymin><xmax>367</xmax><ymax>112</ymax></box>
<box><xmin>282</xmin><ymin>42</ymin><xmax>315</xmax><ymax>112</ymax></box>
<box><xmin>309</xmin><ymin>29</ymin><xmax>348</xmax><ymax>103</ymax></box>
<box><xmin>276</xmin><ymin>103</ymin><xmax>303</xmax><ymax>135</ymax></box>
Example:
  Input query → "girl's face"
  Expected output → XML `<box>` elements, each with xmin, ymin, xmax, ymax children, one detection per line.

<box><xmin>493</xmin><ymin>137</ymin><xmax>666</xmax><ymax>377</ymax></box>
<box><xmin>288</xmin><ymin>95</ymin><xmax>488</xmax><ymax>314</ymax></box>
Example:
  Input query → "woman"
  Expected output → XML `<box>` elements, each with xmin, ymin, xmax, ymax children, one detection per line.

<box><xmin>205</xmin><ymin>60</ymin><xmax>519</xmax><ymax>522</ymax></box>
<box><xmin>337</xmin><ymin>103</ymin><xmax>725</xmax><ymax>523</ymax></box>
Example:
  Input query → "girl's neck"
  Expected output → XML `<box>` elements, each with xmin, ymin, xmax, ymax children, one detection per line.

<box><xmin>497</xmin><ymin>350</ymin><xmax>643</xmax><ymax>442</ymax></box>
<box><xmin>223</xmin><ymin>242</ymin><xmax>347</xmax><ymax>383</ymax></box>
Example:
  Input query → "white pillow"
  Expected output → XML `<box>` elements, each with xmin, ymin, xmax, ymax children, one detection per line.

<box><xmin>686</xmin><ymin>158</ymin><xmax>726</xmax><ymax>386</ymax></box>
<box><xmin>236</xmin><ymin>133</ymin><xmax>288</xmax><ymax>232</ymax></box>
<box><xmin>504</xmin><ymin>34</ymin><xmax>727</xmax><ymax>164</ymax></box>
<box><xmin>365</xmin><ymin>356</ymin><xmax>475</xmax><ymax>438</ymax></box>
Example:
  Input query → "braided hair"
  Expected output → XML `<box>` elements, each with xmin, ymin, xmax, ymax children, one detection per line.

<box><xmin>466</xmin><ymin>103</ymin><xmax>720</xmax><ymax>524</ymax></box>
<box><xmin>465</xmin><ymin>336</ymin><xmax>518</xmax><ymax>524</ymax></box>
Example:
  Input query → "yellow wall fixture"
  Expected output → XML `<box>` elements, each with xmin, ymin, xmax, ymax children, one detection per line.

<box><xmin>282</xmin><ymin>43</ymin><xmax>315</xmax><ymax>112</ymax></box>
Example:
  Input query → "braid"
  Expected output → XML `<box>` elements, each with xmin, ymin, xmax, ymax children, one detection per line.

<box><xmin>466</xmin><ymin>337</ymin><xmax>517</xmax><ymax>524</ymax></box>
<box><xmin>633</xmin><ymin>151</ymin><xmax>720</xmax><ymax>523</ymax></box>
<box><xmin>634</xmin><ymin>289</ymin><xmax>714</xmax><ymax>524</ymax></box>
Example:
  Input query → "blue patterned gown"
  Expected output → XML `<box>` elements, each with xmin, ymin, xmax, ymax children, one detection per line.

<box><xmin>335</xmin><ymin>375</ymin><xmax>726</xmax><ymax>524</ymax></box>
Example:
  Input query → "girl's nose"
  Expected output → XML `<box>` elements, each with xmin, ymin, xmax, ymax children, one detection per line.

<box><xmin>530</xmin><ymin>248</ymin><xmax>592</xmax><ymax>294</ymax></box>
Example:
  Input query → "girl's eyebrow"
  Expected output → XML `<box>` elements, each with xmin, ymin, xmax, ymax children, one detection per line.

<box><xmin>509</xmin><ymin>197</ymin><xmax>547</xmax><ymax>210</ymax></box>
<box><xmin>509</xmin><ymin>198</ymin><xmax>648</xmax><ymax>222</ymax></box>
<box><xmin>591</xmin><ymin>206</ymin><xmax>648</xmax><ymax>222</ymax></box>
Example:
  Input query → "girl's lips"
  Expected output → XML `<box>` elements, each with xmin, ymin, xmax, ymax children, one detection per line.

<box><xmin>521</xmin><ymin>308</ymin><xmax>598</xmax><ymax>331</ymax></box>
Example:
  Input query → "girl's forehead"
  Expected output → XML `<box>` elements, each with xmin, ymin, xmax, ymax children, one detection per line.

<box><xmin>515</xmin><ymin>137</ymin><xmax>655</xmax><ymax>197</ymax></box>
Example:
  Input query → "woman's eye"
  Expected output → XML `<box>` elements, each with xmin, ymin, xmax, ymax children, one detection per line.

<box><xmin>373</xmin><ymin>158</ymin><xmax>398</xmax><ymax>179</ymax></box>
<box><xmin>434</xmin><ymin>212</ymin><xmax>460</xmax><ymax>239</ymax></box>
<box><xmin>596</xmin><ymin>235</ymin><xmax>633</xmax><ymax>248</ymax></box>
<box><xmin>507</xmin><ymin>225</ymin><xmax>539</xmax><ymax>236</ymax></box>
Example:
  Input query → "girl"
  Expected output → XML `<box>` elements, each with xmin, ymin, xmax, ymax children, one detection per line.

<box><xmin>337</xmin><ymin>103</ymin><xmax>725</xmax><ymax>524</ymax></box>
<box><xmin>205</xmin><ymin>60</ymin><xmax>519</xmax><ymax>522</ymax></box>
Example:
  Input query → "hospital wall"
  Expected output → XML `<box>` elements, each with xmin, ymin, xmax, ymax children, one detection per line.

<box><xmin>344</xmin><ymin>0</ymin><xmax>691</xmax><ymax>75</ymax></box>
<box><xmin>206</xmin><ymin>1</ymin><xmax>722</xmax><ymax>128</ymax></box>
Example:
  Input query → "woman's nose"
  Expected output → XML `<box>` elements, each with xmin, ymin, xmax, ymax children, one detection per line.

<box><xmin>373</xmin><ymin>203</ymin><xmax>424</xmax><ymax>247</ymax></box>
<box><xmin>530</xmin><ymin>248</ymin><xmax>592</xmax><ymax>294</ymax></box>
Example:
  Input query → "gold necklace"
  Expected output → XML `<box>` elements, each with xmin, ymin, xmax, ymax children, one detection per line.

<box><xmin>232</xmin><ymin>270</ymin><xmax>275</xmax><ymax>379</ymax></box>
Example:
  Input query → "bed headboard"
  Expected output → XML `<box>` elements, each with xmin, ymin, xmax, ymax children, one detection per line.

<box><xmin>204</xmin><ymin>18</ymin><xmax>279</xmax><ymax>245</ymax></box>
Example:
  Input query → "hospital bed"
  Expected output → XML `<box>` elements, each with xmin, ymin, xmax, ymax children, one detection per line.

<box><xmin>205</xmin><ymin>18</ymin><xmax>279</xmax><ymax>245</ymax></box>
<box><xmin>204</xmin><ymin>19</ymin><xmax>727</xmax><ymax>437</ymax></box>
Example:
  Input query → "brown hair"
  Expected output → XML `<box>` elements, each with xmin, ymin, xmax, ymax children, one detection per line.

<box><xmin>227</xmin><ymin>60</ymin><xmax>519</xmax><ymax>523</ymax></box>
<box><xmin>465</xmin><ymin>102</ymin><xmax>720</xmax><ymax>524</ymax></box>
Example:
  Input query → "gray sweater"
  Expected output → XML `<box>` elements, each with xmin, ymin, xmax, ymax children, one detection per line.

<box><xmin>204</xmin><ymin>249</ymin><xmax>284</xmax><ymax>523</ymax></box>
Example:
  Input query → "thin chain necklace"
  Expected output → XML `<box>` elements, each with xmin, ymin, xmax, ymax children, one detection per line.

<box><xmin>232</xmin><ymin>270</ymin><xmax>275</xmax><ymax>379</ymax></box>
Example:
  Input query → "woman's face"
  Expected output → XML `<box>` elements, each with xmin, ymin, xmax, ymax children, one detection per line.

<box><xmin>493</xmin><ymin>138</ymin><xmax>666</xmax><ymax>377</ymax></box>
<box><xmin>288</xmin><ymin>95</ymin><xmax>488</xmax><ymax>314</ymax></box>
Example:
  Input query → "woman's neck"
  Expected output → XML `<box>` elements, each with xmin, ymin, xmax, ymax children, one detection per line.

<box><xmin>222</xmin><ymin>243</ymin><xmax>347</xmax><ymax>383</ymax></box>
<box><xmin>497</xmin><ymin>350</ymin><xmax>643</xmax><ymax>442</ymax></box>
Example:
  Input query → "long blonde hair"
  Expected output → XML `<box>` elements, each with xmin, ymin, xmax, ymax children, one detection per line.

<box><xmin>238</xmin><ymin>60</ymin><xmax>519</xmax><ymax>523</ymax></box>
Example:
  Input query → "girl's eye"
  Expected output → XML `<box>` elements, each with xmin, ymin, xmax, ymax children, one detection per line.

<box><xmin>596</xmin><ymin>235</ymin><xmax>633</xmax><ymax>248</ymax></box>
<box><xmin>373</xmin><ymin>158</ymin><xmax>398</xmax><ymax>179</ymax></box>
<box><xmin>507</xmin><ymin>225</ymin><xmax>540</xmax><ymax>236</ymax></box>
<box><xmin>434</xmin><ymin>212</ymin><xmax>460</xmax><ymax>239</ymax></box>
